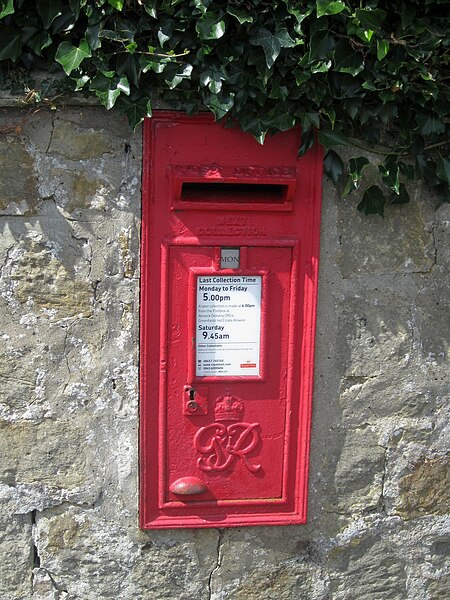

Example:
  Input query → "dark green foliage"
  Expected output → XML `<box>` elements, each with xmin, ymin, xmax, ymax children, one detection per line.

<box><xmin>1</xmin><ymin>0</ymin><xmax>449</xmax><ymax>214</ymax></box>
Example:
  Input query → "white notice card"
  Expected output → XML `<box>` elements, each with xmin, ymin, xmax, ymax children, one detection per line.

<box><xmin>196</xmin><ymin>275</ymin><xmax>262</xmax><ymax>377</ymax></box>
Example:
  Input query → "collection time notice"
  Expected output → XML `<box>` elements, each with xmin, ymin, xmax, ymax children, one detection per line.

<box><xmin>196</xmin><ymin>275</ymin><xmax>262</xmax><ymax>377</ymax></box>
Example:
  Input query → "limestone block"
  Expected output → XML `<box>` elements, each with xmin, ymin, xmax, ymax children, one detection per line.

<box><xmin>0</xmin><ymin>353</ymin><xmax>60</xmax><ymax>422</ymax></box>
<box><xmin>328</xmin><ymin>538</ymin><xmax>407</xmax><ymax>599</ymax></box>
<box><xmin>32</xmin><ymin>567</ymin><xmax>68</xmax><ymax>599</ymax></box>
<box><xmin>210</xmin><ymin>530</ymin><xmax>327</xmax><ymax>600</ymax></box>
<box><xmin>334</xmin><ymin>428</ymin><xmax>385</xmax><ymax>514</ymax></box>
<box><xmin>0</xmin><ymin>503</ymin><xmax>32</xmax><ymax>599</ymax></box>
<box><xmin>48</xmin><ymin>113</ymin><xmax>128</xmax><ymax>160</ymax></box>
<box><xmin>434</xmin><ymin>211</ymin><xmax>450</xmax><ymax>273</ymax></box>
<box><xmin>0</xmin><ymin>347</ymin><xmax>38</xmax><ymax>417</ymax></box>
<box><xmin>414</xmin><ymin>279</ymin><xmax>450</xmax><ymax>364</ymax></box>
<box><xmin>425</xmin><ymin>576</ymin><xmax>450</xmax><ymax>599</ymax></box>
<box><xmin>336</xmin><ymin>190</ymin><xmax>435</xmax><ymax>278</ymax></box>
<box><xmin>339</xmin><ymin>376</ymin><xmax>437</xmax><ymax>424</ymax></box>
<box><xmin>423</xmin><ymin>536</ymin><xmax>450</xmax><ymax>599</ymax></box>
<box><xmin>35</xmin><ymin>506</ymin><xmax>218</xmax><ymax>599</ymax></box>
<box><xmin>0</xmin><ymin>134</ymin><xmax>39</xmax><ymax>215</ymax></box>
<box><xmin>0</xmin><ymin>302</ymin><xmax>70</xmax><ymax>420</ymax></box>
<box><xmin>65</xmin><ymin>172</ymin><xmax>110</xmax><ymax>213</ymax></box>
<box><xmin>129</xmin><ymin>534</ymin><xmax>219</xmax><ymax>600</ymax></box>
<box><xmin>10</xmin><ymin>239</ymin><xmax>93</xmax><ymax>318</ymax></box>
<box><xmin>0</xmin><ymin>417</ymin><xmax>93</xmax><ymax>488</ymax></box>
<box><xmin>337</xmin><ymin>292</ymin><xmax>411</xmax><ymax>378</ymax></box>
<box><xmin>395</xmin><ymin>455</ymin><xmax>450</xmax><ymax>519</ymax></box>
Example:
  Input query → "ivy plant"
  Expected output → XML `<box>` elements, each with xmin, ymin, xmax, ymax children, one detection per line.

<box><xmin>0</xmin><ymin>0</ymin><xmax>449</xmax><ymax>215</ymax></box>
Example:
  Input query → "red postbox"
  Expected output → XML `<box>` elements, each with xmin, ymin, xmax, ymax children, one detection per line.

<box><xmin>140</xmin><ymin>113</ymin><xmax>323</xmax><ymax>528</ymax></box>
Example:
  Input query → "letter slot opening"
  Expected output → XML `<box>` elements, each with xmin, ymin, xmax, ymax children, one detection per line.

<box><xmin>172</xmin><ymin>175</ymin><xmax>296</xmax><ymax>211</ymax></box>
<box><xmin>181</xmin><ymin>182</ymin><xmax>289</xmax><ymax>204</ymax></box>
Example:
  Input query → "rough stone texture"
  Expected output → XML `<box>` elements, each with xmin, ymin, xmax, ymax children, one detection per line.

<box><xmin>0</xmin><ymin>106</ymin><xmax>448</xmax><ymax>599</ymax></box>
<box><xmin>328</xmin><ymin>537</ymin><xmax>408</xmax><ymax>599</ymax></box>
<box><xmin>0</xmin><ymin>499</ymin><xmax>33</xmax><ymax>599</ymax></box>
<box><xmin>396</xmin><ymin>455</ymin><xmax>450</xmax><ymax>519</ymax></box>
<box><xmin>0</xmin><ymin>134</ymin><xmax>40</xmax><ymax>215</ymax></box>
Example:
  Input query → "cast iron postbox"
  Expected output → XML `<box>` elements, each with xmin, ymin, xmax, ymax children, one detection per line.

<box><xmin>140</xmin><ymin>113</ymin><xmax>323</xmax><ymax>528</ymax></box>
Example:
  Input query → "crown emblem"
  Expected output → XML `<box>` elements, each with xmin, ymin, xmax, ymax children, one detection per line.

<box><xmin>214</xmin><ymin>394</ymin><xmax>244</xmax><ymax>422</ymax></box>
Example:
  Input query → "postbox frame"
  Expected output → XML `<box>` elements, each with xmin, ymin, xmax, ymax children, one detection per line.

<box><xmin>140</xmin><ymin>112</ymin><xmax>323</xmax><ymax>529</ymax></box>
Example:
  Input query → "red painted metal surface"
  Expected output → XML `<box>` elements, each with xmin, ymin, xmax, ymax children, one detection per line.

<box><xmin>140</xmin><ymin>112</ymin><xmax>323</xmax><ymax>528</ymax></box>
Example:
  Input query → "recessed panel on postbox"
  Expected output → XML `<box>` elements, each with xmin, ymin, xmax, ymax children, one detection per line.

<box><xmin>140</xmin><ymin>113</ymin><xmax>323</xmax><ymax>528</ymax></box>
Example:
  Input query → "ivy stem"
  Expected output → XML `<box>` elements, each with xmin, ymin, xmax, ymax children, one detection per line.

<box><xmin>347</xmin><ymin>137</ymin><xmax>449</xmax><ymax>157</ymax></box>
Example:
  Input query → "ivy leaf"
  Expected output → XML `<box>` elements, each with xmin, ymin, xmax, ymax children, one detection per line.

<box><xmin>196</xmin><ymin>13</ymin><xmax>226</xmax><ymax>40</ymax></box>
<box><xmin>355</xmin><ymin>8</ymin><xmax>387</xmax><ymax>29</ymax></box>
<box><xmin>25</xmin><ymin>29</ymin><xmax>52</xmax><ymax>56</ymax></box>
<box><xmin>297</xmin><ymin>111</ymin><xmax>320</xmax><ymax>131</ymax></box>
<box><xmin>357</xmin><ymin>185</ymin><xmax>386</xmax><ymax>216</ymax></box>
<box><xmin>343</xmin><ymin>156</ymin><xmax>370</xmax><ymax>195</ymax></box>
<box><xmin>321</xmin><ymin>108</ymin><xmax>336</xmax><ymax>129</ymax></box>
<box><xmin>227</xmin><ymin>6</ymin><xmax>253</xmax><ymax>24</ymax></box>
<box><xmin>316</xmin><ymin>1</ymin><xmax>346</xmax><ymax>18</ymax></box>
<box><xmin>118</xmin><ymin>96</ymin><xmax>152</xmax><ymax>130</ymax></box>
<box><xmin>311</xmin><ymin>60</ymin><xmax>331</xmax><ymax>73</ymax></box>
<box><xmin>68</xmin><ymin>0</ymin><xmax>81</xmax><ymax>21</ymax></box>
<box><xmin>0</xmin><ymin>26</ymin><xmax>21</xmax><ymax>61</ymax></box>
<box><xmin>200</xmin><ymin>67</ymin><xmax>226</xmax><ymax>93</ymax></box>
<box><xmin>318</xmin><ymin>128</ymin><xmax>347</xmax><ymax>150</ymax></box>
<box><xmin>192</xmin><ymin>0</ymin><xmax>209</xmax><ymax>15</ymax></box>
<box><xmin>164</xmin><ymin>63</ymin><xmax>193</xmax><ymax>89</ymax></box>
<box><xmin>376</xmin><ymin>39</ymin><xmax>389</xmax><ymax>61</ymax></box>
<box><xmin>416</xmin><ymin>114</ymin><xmax>445</xmax><ymax>136</ymax></box>
<box><xmin>250</xmin><ymin>28</ymin><xmax>295</xmax><ymax>68</ymax></box>
<box><xmin>399</xmin><ymin>162</ymin><xmax>415</xmax><ymax>180</ymax></box>
<box><xmin>436</xmin><ymin>156</ymin><xmax>450</xmax><ymax>186</ymax></box>
<box><xmin>55</xmin><ymin>38</ymin><xmax>91</xmax><ymax>74</ymax></box>
<box><xmin>0</xmin><ymin>0</ymin><xmax>14</xmax><ymax>19</ymax></box>
<box><xmin>91</xmin><ymin>73</ymin><xmax>129</xmax><ymax>109</ymax></box>
<box><xmin>37</xmin><ymin>0</ymin><xmax>63</xmax><ymax>29</ymax></box>
<box><xmin>287</xmin><ymin>5</ymin><xmax>312</xmax><ymax>34</ymax></box>
<box><xmin>116</xmin><ymin>53</ymin><xmax>140</xmax><ymax>87</ymax></box>
<box><xmin>379</xmin><ymin>161</ymin><xmax>400</xmax><ymax>194</ymax></box>
<box><xmin>388</xmin><ymin>183</ymin><xmax>410</xmax><ymax>206</ymax></box>
<box><xmin>240</xmin><ymin>112</ymin><xmax>268</xmax><ymax>144</ymax></box>
<box><xmin>96</xmin><ymin>88</ymin><xmax>121</xmax><ymax>110</ymax></box>
<box><xmin>309</xmin><ymin>20</ymin><xmax>336</xmax><ymax>61</ymax></box>
<box><xmin>107</xmin><ymin>0</ymin><xmax>124</xmax><ymax>10</ymax></box>
<box><xmin>334</xmin><ymin>39</ymin><xmax>364</xmax><ymax>76</ymax></box>
<box><xmin>400</xmin><ymin>3</ymin><xmax>416</xmax><ymax>29</ymax></box>
<box><xmin>143</xmin><ymin>0</ymin><xmax>157</xmax><ymax>18</ymax></box>
<box><xmin>269</xmin><ymin>80</ymin><xmax>289</xmax><ymax>101</ymax></box>
<box><xmin>298</xmin><ymin>128</ymin><xmax>315</xmax><ymax>157</ymax></box>
<box><xmin>324</xmin><ymin>149</ymin><xmax>344</xmax><ymax>184</ymax></box>
<box><xmin>416</xmin><ymin>154</ymin><xmax>441</xmax><ymax>187</ymax></box>
<box><xmin>86</xmin><ymin>23</ymin><xmax>101</xmax><ymax>50</ymax></box>
<box><xmin>266</xmin><ymin>103</ymin><xmax>295</xmax><ymax>131</ymax></box>
<box><xmin>206</xmin><ymin>92</ymin><xmax>235</xmax><ymax>120</ymax></box>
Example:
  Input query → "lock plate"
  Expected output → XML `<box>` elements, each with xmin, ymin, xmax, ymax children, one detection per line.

<box><xmin>183</xmin><ymin>385</ymin><xmax>208</xmax><ymax>416</ymax></box>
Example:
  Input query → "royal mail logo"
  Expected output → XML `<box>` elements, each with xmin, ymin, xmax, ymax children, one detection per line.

<box><xmin>193</xmin><ymin>395</ymin><xmax>262</xmax><ymax>474</ymax></box>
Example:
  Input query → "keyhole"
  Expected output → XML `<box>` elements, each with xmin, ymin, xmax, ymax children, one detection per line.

<box><xmin>187</xmin><ymin>388</ymin><xmax>198</xmax><ymax>411</ymax></box>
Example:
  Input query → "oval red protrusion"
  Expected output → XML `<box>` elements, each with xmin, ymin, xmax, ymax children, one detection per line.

<box><xmin>169</xmin><ymin>477</ymin><xmax>208</xmax><ymax>495</ymax></box>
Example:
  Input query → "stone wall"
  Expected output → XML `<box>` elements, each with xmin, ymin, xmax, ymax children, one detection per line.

<box><xmin>0</xmin><ymin>106</ymin><xmax>448</xmax><ymax>600</ymax></box>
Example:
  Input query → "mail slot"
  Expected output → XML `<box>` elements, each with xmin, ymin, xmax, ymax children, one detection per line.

<box><xmin>140</xmin><ymin>113</ymin><xmax>323</xmax><ymax>528</ymax></box>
